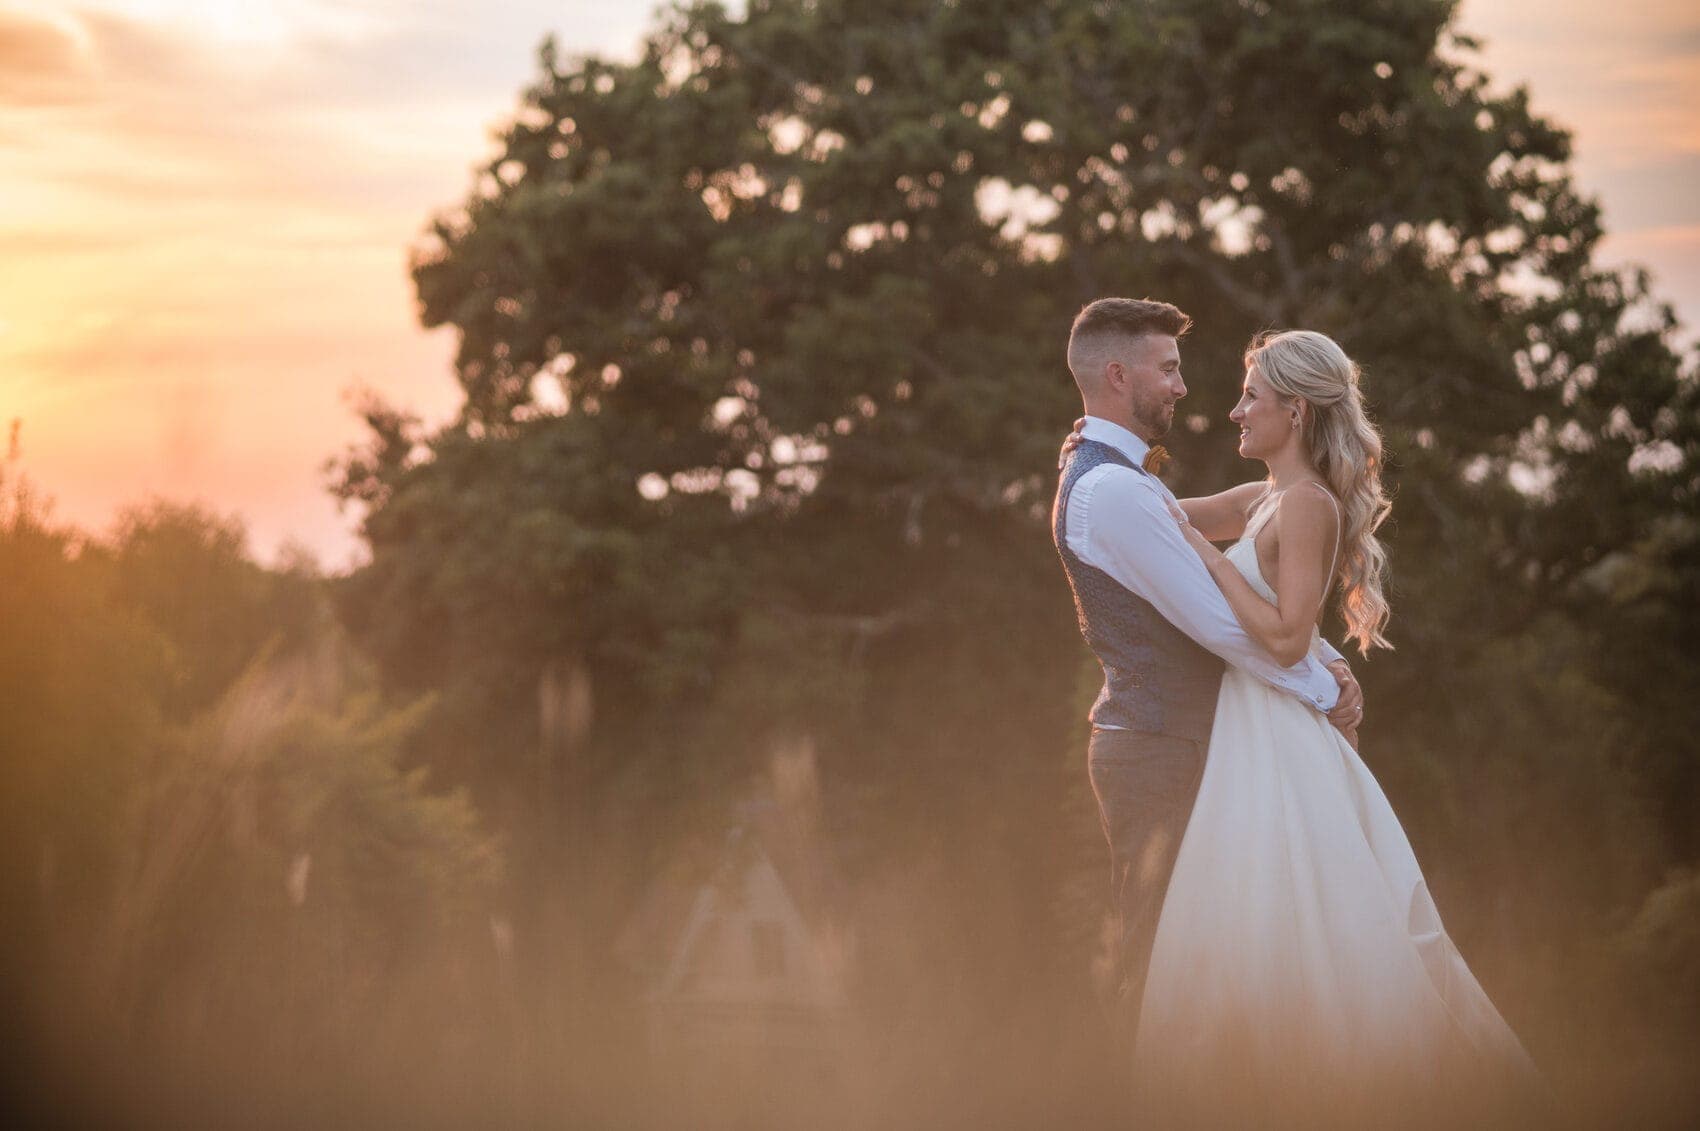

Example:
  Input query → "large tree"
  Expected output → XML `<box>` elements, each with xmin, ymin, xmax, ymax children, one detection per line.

<box><xmin>336</xmin><ymin>0</ymin><xmax>1699</xmax><ymax>1113</ymax></box>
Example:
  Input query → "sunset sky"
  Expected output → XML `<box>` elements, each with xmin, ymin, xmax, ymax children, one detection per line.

<box><xmin>3</xmin><ymin>0</ymin><xmax>1696</xmax><ymax>569</ymax></box>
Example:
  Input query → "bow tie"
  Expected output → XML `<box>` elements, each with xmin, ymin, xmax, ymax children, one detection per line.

<box><xmin>1142</xmin><ymin>445</ymin><xmax>1171</xmax><ymax>474</ymax></box>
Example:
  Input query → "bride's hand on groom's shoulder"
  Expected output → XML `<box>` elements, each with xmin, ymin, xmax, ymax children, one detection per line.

<box><xmin>1057</xmin><ymin>418</ymin><xmax>1087</xmax><ymax>468</ymax></box>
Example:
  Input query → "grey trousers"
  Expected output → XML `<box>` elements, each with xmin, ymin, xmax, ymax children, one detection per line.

<box><xmin>1087</xmin><ymin>727</ymin><xmax>1209</xmax><ymax>1048</ymax></box>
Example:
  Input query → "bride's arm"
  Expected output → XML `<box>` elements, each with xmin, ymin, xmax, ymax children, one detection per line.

<box><xmin>1175</xmin><ymin>481</ymin><xmax>1269</xmax><ymax>542</ymax></box>
<box><xmin>1170</xmin><ymin>489</ymin><xmax>1338</xmax><ymax>667</ymax></box>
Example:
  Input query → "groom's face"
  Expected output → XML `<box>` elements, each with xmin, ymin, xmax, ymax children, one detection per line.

<box><xmin>1116</xmin><ymin>333</ymin><xmax>1185</xmax><ymax>442</ymax></box>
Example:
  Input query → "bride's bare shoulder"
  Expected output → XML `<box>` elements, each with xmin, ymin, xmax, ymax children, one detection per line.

<box><xmin>1273</xmin><ymin>481</ymin><xmax>1342</xmax><ymax>544</ymax></box>
<box><xmin>1281</xmin><ymin>480</ymin><xmax>1341</xmax><ymax>516</ymax></box>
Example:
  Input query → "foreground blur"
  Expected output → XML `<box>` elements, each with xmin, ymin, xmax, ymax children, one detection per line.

<box><xmin>4</xmin><ymin>482</ymin><xmax>1698</xmax><ymax>1130</ymax></box>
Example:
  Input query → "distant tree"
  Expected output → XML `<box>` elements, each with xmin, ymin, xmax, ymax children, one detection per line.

<box><xmin>106</xmin><ymin>502</ymin><xmax>320</xmax><ymax>716</ymax></box>
<box><xmin>0</xmin><ymin>475</ymin><xmax>164</xmax><ymax>957</ymax></box>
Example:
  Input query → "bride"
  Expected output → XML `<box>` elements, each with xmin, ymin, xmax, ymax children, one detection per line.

<box><xmin>1132</xmin><ymin>330</ymin><xmax>1549</xmax><ymax>1127</ymax></box>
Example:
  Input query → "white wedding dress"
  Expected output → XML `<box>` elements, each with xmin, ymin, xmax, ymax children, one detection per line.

<box><xmin>1130</xmin><ymin>511</ymin><xmax>1548</xmax><ymax>1128</ymax></box>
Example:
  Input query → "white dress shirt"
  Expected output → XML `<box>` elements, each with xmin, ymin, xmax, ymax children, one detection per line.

<box><xmin>1065</xmin><ymin>416</ymin><xmax>1342</xmax><ymax>715</ymax></box>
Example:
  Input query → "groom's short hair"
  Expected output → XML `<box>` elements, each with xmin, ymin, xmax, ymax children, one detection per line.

<box><xmin>1067</xmin><ymin>298</ymin><xmax>1192</xmax><ymax>392</ymax></box>
<box><xmin>1069</xmin><ymin>297</ymin><xmax>1192</xmax><ymax>353</ymax></box>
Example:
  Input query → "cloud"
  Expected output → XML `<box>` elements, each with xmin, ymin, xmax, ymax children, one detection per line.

<box><xmin>0</xmin><ymin>4</ymin><xmax>653</xmax><ymax>225</ymax></box>
<box><xmin>0</xmin><ymin>1</ymin><xmax>670</xmax><ymax>565</ymax></box>
<box><xmin>1587</xmin><ymin>153</ymin><xmax>1700</xmax><ymax>233</ymax></box>
<box><xmin>1459</xmin><ymin>0</ymin><xmax>1700</xmax><ymax>164</ymax></box>
<box><xmin>0</xmin><ymin>5</ymin><xmax>97</xmax><ymax>105</ymax></box>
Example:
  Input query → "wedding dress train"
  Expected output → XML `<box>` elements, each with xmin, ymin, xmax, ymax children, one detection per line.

<box><xmin>1131</xmin><ymin>523</ymin><xmax>1548</xmax><ymax>1128</ymax></box>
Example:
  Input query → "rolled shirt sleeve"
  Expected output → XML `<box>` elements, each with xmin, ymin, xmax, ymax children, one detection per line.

<box><xmin>1065</xmin><ymin>463</ymin><xmax>1341</xmax><ymax>713</ymax></box>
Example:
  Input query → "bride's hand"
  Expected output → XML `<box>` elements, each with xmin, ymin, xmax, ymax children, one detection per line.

<box><xmin>1056</xmin><ymin>417</ymin><xmax>1087</xmax><ymax>468</ymax></box>
<box><xmin>1167</xmin><ymin>497</ymin><xmax>1218</xmax><ymax>563</ymax></box>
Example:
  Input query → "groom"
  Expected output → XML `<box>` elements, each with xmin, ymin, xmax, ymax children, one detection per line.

<box><xmin>1052</xmin><ymin>297</ymin><xmax>1363</xmax><ymax>1045</ymax></box>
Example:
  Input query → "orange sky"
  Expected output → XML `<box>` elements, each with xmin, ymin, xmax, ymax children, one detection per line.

<box><xmin>2</xmin><ymin>0</ymin><xmax>1696</xmax><ymax>569</ymax></box>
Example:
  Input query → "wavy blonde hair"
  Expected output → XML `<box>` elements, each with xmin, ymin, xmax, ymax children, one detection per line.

<box><xmin>1246</xmin><ymin>330</ymin><xmax>1393</xmax><ymax>653</ymax></box>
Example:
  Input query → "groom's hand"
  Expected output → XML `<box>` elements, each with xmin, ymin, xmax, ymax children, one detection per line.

<box><xmin>1325</xmin><ymin>660</ymin><xmax>1363</xmax><ymax>734</ymax></box>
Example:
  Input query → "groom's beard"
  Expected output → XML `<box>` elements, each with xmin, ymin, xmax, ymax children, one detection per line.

<box><xmin>1132</xmin><ymin>393</ymin><xmax>1176</xmax><ymax>441</ymax></box>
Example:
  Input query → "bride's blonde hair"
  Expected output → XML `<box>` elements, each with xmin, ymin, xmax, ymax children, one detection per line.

<box><xmin>1246</xmin><ymin>330</ymin><xmax>1393</xmax><ymax>653</ymax></box>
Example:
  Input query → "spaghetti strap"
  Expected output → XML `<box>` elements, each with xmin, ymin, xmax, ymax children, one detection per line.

<box><xmin>1249</xmin><ymin>481</ymin><xmax>1344</xmax><ymax>588</ymax></box>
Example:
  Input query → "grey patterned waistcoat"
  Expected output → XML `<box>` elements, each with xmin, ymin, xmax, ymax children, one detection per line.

<box><xmin>1053</xmin><ymin>439</ymin><xmax>1226</xmax><ymax>742</ymax></box>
